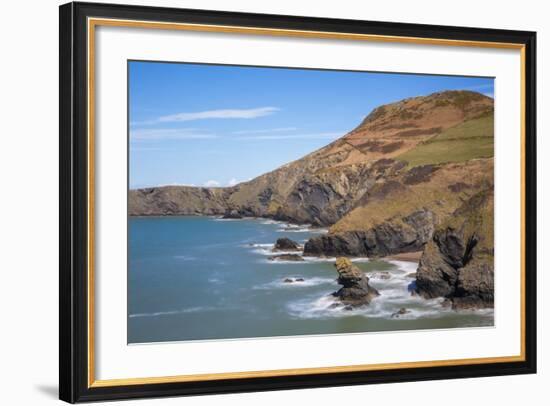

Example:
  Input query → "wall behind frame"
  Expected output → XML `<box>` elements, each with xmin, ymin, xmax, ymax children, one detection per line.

<box><xmin>0</xmin><ymin>0</ymin><xmax>546</xmax><ymax>405</ymax></box>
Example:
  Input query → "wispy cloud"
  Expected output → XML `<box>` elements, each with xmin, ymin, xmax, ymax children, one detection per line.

<box><xmin>133</xmin><ymin>107</ymin><xmax>280</xmax><ymax>126</ymax></box>
<box><xmin>239</xmin><ymin>131</ymin><xmax>344</xmax><ymax>141</ymax></box>
<box><xmin>158</xmin><ymin>182</ymin><xmax>197</xmax><ymax>187</ymax></box>
<box><xmin>130</xmin><ymin>128</ymin><xmax>217</xmax><ymax>141</ymax></box>
<box><xmin>232</xmin><ymin>127</ymin><xmax>297</xmax><ymax>135</ymax></box>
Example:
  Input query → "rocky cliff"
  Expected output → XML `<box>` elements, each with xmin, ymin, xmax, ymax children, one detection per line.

<box><xmin>415</xmin><ymin>189</ymin><xmax>494</xmax><ymax>309</ymax></box>
<box><xmin>332</xmin><ymin>257</ymin><xmax>379</xmax><ymax>306</ymax></box>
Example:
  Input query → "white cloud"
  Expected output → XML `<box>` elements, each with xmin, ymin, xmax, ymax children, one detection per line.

<box><xmin>240</xmin><ymin>131</ymin><xmax>344</xmax><ymax>141</ymax></box>
<box><xmin>232</xmin><ymin>127</ymin><xmax>297</xmax><ymax>135</ymax></box>
<box><xmin>157</xmin><ymin>107</ymin><xmax>279</xmax><ymax>123</ymax></box>
<box><xmin>158</xmin><ymin>182</ymin><xmax>196</xmax><ymax>187</ymax></box>
<box><xmin>227</xmin><ymin>178</ymin><xmax>239</xmax><ymax>186</ymax></box>
<box><xmin>204</xmin><ymin>180</ymin><xmax>221</xmax><ymax>187</ymax></box>
<box><xmin>130</xmin><ymin>128</ymin><xmax>217</xmax><ymax>141</ymax></box>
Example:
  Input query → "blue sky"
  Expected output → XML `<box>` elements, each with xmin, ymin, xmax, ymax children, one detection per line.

<box><xmin>129</xmin><ymin>61</ymin><xmax>494</xmax><ymax>189</ymax></box>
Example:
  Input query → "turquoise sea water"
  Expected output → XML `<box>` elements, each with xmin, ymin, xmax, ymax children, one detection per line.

<box><xmin>128</xmin><ymin>216</ymin><xmax>493</xmax><ymax>344</ymax></box>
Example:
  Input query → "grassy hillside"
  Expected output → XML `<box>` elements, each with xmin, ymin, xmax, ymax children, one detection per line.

<box><xmin>397</xmin><ymin>114</ymin><xmax>493</xmax><ymax>169</ymax></box>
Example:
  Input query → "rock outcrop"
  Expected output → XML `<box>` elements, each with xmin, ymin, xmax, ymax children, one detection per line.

<box><xmin>222</xmin><ymin>209</ymin><xmax>243</xmax><ymax>219</ymax></box>
<box><xmin>268</xmin><ymin>254</ymin><xmax>304</xmax><ymax>262</ymax></box>
<box><xmin>273</xmin><ymin>238</ymin><xmax>301</xmax><ymax>251</ymax></box>
<box><xmin>415</xmin><ymin>190</ymin><xmax>494</xmax><ymax>309</ymax></box>
<box><xmin>391</xmin><ymin>308</ymin><xmax>411</xmax><ymax>318</ymax></box>
<box><xmin>304</xmin><ymin>208</ymin><xmax>436</xmax><ymax>257</ymax></box>
<box><xmin>332</xmin><ymin>258</ymin><xmax>379</xmax><ymax>306</ymax></box>
<box><xmin>283</xmin><ymin>277</ymin><xmax>305</xmax><ymax>283</ymax></box>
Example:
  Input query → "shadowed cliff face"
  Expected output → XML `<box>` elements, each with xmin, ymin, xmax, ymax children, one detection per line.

<box><xmin>415</xmin><ymin>189</ymin><xmax>494</xmax><ymax>309</ymax></box>
<box><xmin>130</xmin><ymin>90</ymin><xmax>494</xmax><ymax>231</ymax></box>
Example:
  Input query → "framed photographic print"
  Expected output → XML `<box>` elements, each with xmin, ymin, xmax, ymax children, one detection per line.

<box><xmin>59</xmin><ymin>1</ymin><xmax>537</xmax><ymax>403</ymax></box>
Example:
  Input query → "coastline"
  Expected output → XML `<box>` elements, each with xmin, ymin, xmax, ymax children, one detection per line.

<box><xmin>130</xmin><ymin>215</ymin><xmax>421</xmax><ymax>263</ymax></box>
<box><xmin>129</xmin><ymin>216</ymin><xmax>494</xmax><ymax>343</ymax></box>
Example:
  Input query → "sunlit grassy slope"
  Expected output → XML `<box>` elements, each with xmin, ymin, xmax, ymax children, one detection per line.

<box><xmin>397</xmin><ymin>114</ymin><xmax>494</xmax><ymax>169</ymax></box>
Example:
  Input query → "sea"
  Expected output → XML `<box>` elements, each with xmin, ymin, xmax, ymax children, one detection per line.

<box><xmin>128</xmin><ymin>216</ymin><xmax>494</xmax><ymax>344</ymax></box>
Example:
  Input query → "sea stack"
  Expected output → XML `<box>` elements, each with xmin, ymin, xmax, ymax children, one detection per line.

<box><xmin>273</xmin><ymin>238</ymin><xmax>301</xmax><ymax>251</ymax></box>
<box><xmin>333</xmin><ymin>257</ymin><xmax>379</xmax><ymax>306</ymax></box>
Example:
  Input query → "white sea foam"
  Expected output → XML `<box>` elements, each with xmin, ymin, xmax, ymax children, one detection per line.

<box><xmin>299</xmin><ymin>256</ymin><xmax>370</xmax><ymax>264</ymax></box>
<box><xmin>287</xmin><ymin>293</ymin><xmax>451</xmax><ymax>320</ymax></box>
<box><xmin>246</xmin><ymin>242</ymin><xmax>306</xmax><ymax>257</ymax></box>
<box><xmin>259</xmin><ymin>219</ymin><xmax>286</xmax><ymax>225</ymax></box>
<box><xmin>276</xmin><ymin>224</ymin><xmax>328</xmax><ymax>234</ymax></box>
<box><xmin>129</xmin><ymin>306</ymin><xmax>212</xmax><ymax>318</ymax></box>
<box><xmin>386</xmin><ymin>260</ymin><xmax>418</xmax><ymax>273</ymax></box>
<box><xmin>249</xmin><ymin>243</ymin><xmax>273</xmax><ymax>248</ymax></box>
<box><xmin>262</xmin><ymin>259</ymin><xmax>304</xmax><ymax>264</ymax></box>
<box><xmin>253</xmin><ymin>277</ymin><xmax>337</xmax><ymax>290</ymax></box>
<box><xmin>286</xmin><ymin>261</ymin><xmax>493</xmax><ymax>321</ymax></box>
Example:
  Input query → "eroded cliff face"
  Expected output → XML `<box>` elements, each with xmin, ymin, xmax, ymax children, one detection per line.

<box><xmin>303</xmin><ymin>158</ymin><xmax>493</xmax><ymax>257</ymax></box>
<box><xmin>303</xmin><ymin>208</ymin><xmax>436</xmax><ymax>257</ymax></box>
<box><xmin>415</xmin><ymin>190</ymin><xmax>494</xmax><ymax>309</ymax></box>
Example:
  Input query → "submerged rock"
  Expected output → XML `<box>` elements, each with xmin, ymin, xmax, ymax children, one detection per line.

<box><xmin>283</xmin><ymin>277</ymin><xmax>305</xmax><ymax>283</ymax></box>
<box><xmin>273</xmin><ymin>238</ymin><xmax>301</xmax><ymax>251</ymax></box>
<box><xmin>332</xmin><ymin>257</ymin><xmax>379</xmax><ymax>306</ymax></box>
<box><xmin>371</xmin><ymin>271</ymin><xmax>392</xmax><ymax>280</ymax></box>
<box><xmin>391</xmin><ymin>307</ymin><xmax>410</xmax><ymax>318</ymax></box>
<box><xmin>268</xmin><ymin>254</ymin><xmax>304</xmax><ymax>262</ymax></box>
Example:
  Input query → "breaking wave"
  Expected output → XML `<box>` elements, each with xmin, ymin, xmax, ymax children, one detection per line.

<box><xmin>129</xmin><ymin>306</ymin><xmax>213</xmax><ymax>318</ymax></box>
<box><xmin>253</xmin><ymin>277</ymin><xmax>337</xmax><ymax>290</ymax></box>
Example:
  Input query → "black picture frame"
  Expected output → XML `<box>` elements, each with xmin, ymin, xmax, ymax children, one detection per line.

<box><xmin>59</xmin><ymin>1</ymin><xmax>537</xmax><ymax>403</ymax></box>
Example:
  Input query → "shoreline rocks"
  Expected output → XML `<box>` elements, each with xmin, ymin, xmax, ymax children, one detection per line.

<box><xmin>332</xmin><ymin>257</ymin><xmax>379</xmax><ymax>306</ymax></box>
<box><xmin>273</xmin><ymin>238</ymin><xmax>301</xmax><ymax>252</ymax></box>
<box><xmin>268</xmin><ymin>254</ymin><xmax>304</xmax><ymax>262</ymax></box>
<box><xmin>303</xmin><ymin>209</ymin><xmax>435</xmax><ymax>258</ymax></box>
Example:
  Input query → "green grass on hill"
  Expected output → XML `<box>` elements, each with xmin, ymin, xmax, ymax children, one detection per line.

<box><xmin>397</xmin><ymin>115</ymin><xmax>493</xmax><ymax>168</ymax></box>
